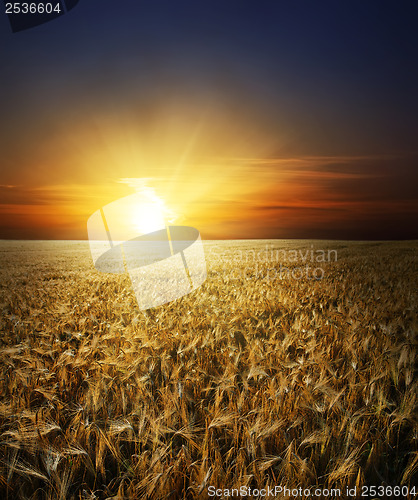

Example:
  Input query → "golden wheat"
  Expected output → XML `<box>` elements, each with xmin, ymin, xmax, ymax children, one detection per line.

<box><xmin>0</xmin><ymin>239</ymin><xmax>416</xmax><ymax>499</ymax></box>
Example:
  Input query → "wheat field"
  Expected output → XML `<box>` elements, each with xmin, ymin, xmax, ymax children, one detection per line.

<box><xmin>0</xmin><ymin>240</ymin><xmax>416</xmax><ymax>499</ymax></box>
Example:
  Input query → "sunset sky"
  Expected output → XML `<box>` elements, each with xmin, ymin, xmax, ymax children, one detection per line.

<box><xmin>1</xmin><ymin>0</ymin><xmax>417</xmax><ymax>240</ymax></box>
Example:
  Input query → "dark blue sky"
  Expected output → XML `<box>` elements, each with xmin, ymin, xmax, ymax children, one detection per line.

<box><xmin>1</xmin><ymin>0</ymin><xmax>417</xmax><ymax>239</ymax></box>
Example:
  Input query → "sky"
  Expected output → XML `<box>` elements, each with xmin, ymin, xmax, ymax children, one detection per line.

<box><xmin>0</xmin><ymin>0</ymin><xmax>417</xmax><ymax>240</ymax></box>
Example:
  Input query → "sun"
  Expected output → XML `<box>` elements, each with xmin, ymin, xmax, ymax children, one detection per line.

<box><xmin>131</xmin><ymin>200</ymin><xmax>166</xmax><ymax>235</ymax></box>
<box><xmin>114</xmin><ymin>179</ymin><xmax>178</xmax><ymax>236</ymax></box>
<box><xmin>129</xmin><ymin>191</ymin><xmax>177</xmax><ymax>236</ymax></box>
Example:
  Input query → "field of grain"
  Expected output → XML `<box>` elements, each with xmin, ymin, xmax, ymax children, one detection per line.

<box><xmin>0</xmin><ymin>240</ymin><xmax>416</xmax><ymax>499</ymax></box>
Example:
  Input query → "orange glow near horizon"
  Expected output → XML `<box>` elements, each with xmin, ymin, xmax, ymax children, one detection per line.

<box><xmin>1</xmin><ymin>155</ymin><xmax>416</xmax><ymax>241</ymax></box>
<box><xmin>1</xmin><ymin>107</ymin><xmax>417</xmax><ymax>240</ymax></box>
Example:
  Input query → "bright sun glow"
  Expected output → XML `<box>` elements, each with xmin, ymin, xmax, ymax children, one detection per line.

<box><xmin>125</xmin><ymin>182</ymin><xmax>177</xmax><ymax>235</ymax></box>
<box><xmin>131</xmin><ymin>200</ymin><xmax>166</xmax><ymax>234</ymax></box>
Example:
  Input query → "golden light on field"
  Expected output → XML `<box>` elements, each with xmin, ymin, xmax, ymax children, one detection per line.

<box><xmin>0</xmin><ymin>239</ymin><xmax>416</xmax><ymax>497</ymax></box>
